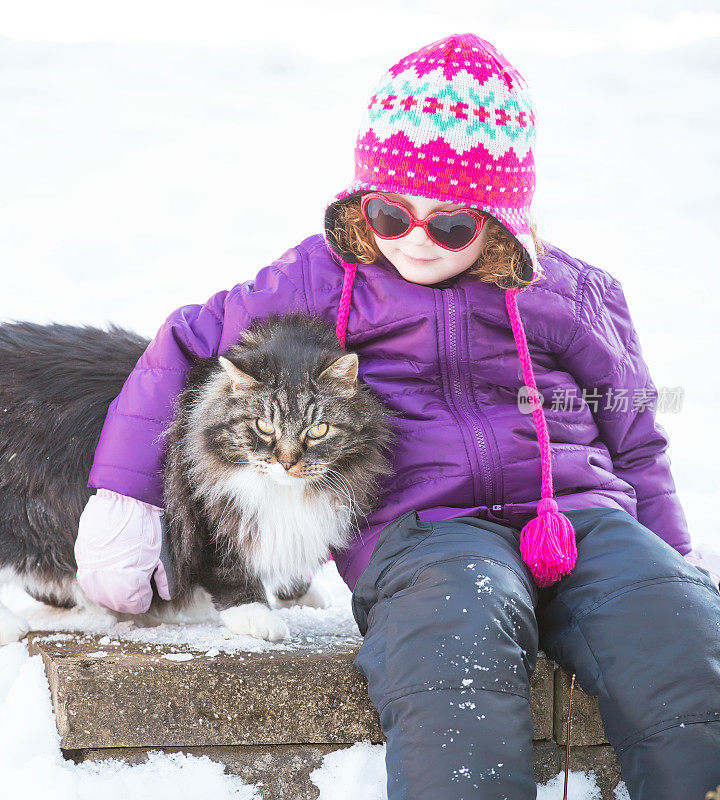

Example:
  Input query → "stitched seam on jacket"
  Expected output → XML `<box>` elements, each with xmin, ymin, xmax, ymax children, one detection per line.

<box><xmin>636</xmin><ymin>489</ymin><xmax>676</xmax><ymax>503</ymax></box>
<box><xmin>557</xmin><ymin>265</ymin><xmax>592</xmax><ymax>357</ymax></box>
<box><xmin>292</xmin><ymin>244</ymin><xmax>311</xmax><ymax>314</ymax></box>
<box><xmin>388</xmin><ymin>420</ymin><xmax>469</xmax><ymax>435</ymax></box>
<box><xmin>593</xmin><ymin>477</ymin><xmax>630</xmax><ymax>490</ymax></box>
<box><xmin>113</xmin><ymin>411</ymin><xmax>165</xmax><ymax>424</ymax></box>
<box><xmin>550</xmin><ymin>477</ymin><xmax>630</xmax><ymax>492</ymax></box>
<box><xmin>583</xmin><ymin>276</ymin><xmax>618</xmax><ymax>330</ymax></box>
<box><xmin>589</xmin><ymin>327</ymin><xmax>638</xmax><ymax>386</ymax></box>
<box><xmin>91</xmin><ymin>464</ymin><xmax>160</xmax><ymax>478</ymax></box>
<box><xmin>206</xmin><ymin>300</ymin><xmax>223</xmax><ymax>326</ymax></box>
<box><xmin>377</xmin><ymin>683</ymin><xmax>530</xmax><ymax>717</ymax></box>
<box><xmin>347</xmin><ymin>310</ymin><xmax>430</xmax><ymax>335</ymax></box>
<box><xmin>575</xmin><ymin>266</ymin><xmax>592</xmax><ymax>329</ymax></box>
<box><xmin>559</xmin><ymin>269</ymin><xmax>615</xmax><ymax>357</ymax></box>
<box><xmin>468</xmin><ymin>307</ymin><xmax>572</xmax><ymax>351</ymax></box>
<box><xmin>392</xmin><ymin>472</ymin><xmax>473</xmax><ymax>492</ymax></box>
<box><xmin>366</xmin><ymin>385</ymin><xmax>446</xmax><ymax>399</ymax></box>
<box><xmin>614</xmin><ymin>711</ymin><xmax>720</xmax><ymax>755</ymax></box>
<box><xmin>509</xmin><ymin>448</ymin><xmax>613</xmax><ymax>463</ymax></box>
<box><xmin>132</xmin><ymin>365</ymin><xmax>192</xmax><ymax>374</ymax></box>
<box><xmin>342</xmin><ymin>348</ymin><xmax>435</xmax><ymax>366</ymax></box>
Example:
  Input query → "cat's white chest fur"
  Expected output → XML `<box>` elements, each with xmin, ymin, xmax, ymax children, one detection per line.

<box><xmin>215</xmin><ymin>465</ymin><xmax>352</xmax><ymax>592</ymax></box>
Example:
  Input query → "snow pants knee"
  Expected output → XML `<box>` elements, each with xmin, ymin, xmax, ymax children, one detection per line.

<box><xmin>350</xmin><ymin>507</ymin><xmax>720</xmax><ymax>799</ymax></box>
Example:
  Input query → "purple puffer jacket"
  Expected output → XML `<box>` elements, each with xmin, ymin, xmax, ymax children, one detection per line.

<box><xmin>88</xmin><ymin>233</ymin><xmax>691</xmax><ymax>592</ymax></box>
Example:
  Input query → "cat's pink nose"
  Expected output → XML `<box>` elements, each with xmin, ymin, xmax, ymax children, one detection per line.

<box><xmin>278</xmin><ymin>459</ymin><xmax>296</xmax><ymax>471</ymax></box>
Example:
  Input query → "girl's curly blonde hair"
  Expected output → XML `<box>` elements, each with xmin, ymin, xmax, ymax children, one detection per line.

<box><xmin>328</xmin><ymin>195</ymin><xmax>545</xmax><ymax>290</ymax></box>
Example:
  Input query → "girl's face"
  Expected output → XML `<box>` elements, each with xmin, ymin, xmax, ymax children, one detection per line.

<box><xmin>370</xmin><ymin>192</ymin><xmax>488</xmax><ymax>285</ymax></box>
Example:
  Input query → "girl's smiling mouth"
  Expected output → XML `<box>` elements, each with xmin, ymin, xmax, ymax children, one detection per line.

<box><xmin>403</xmin><ymin>253</ymin><xmax>437</xmax><ymax>264</ymax></box>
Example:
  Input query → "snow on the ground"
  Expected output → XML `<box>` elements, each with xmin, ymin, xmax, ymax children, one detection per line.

<box><xmin>0</xmin><ymin>560</ymin><xmax>360</xmax><ymax>655</ymax></box>
<box><xmin>0</xmin><ymin>561</ymin><xmax>631</xmax><ymax>798</ymax></box>
<box><xmin>309</xmin><ymin>742</ymin><xmax>388</xmax><ymax>799</ymax></box>
<box><xmin>0</xmin><ymin>643</ymin><xmax>261</xmax><ymax>799</ymax></box>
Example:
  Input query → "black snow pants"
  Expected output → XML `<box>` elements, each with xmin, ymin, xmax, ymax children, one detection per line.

<box><xmin>351</xmin><ymin>507</ymin><xmax>720</xmax><ymax>799</ymax></box>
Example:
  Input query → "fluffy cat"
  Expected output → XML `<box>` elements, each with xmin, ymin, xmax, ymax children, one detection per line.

<box><xmin>0</xmin><ymin>314</ymin><xmax>394</xmax><ymax>644</ymax></box>
<box><xmin>163</xmin><ymin>313</ymin><xmax>394</xmax><ymax>640</ymax></box>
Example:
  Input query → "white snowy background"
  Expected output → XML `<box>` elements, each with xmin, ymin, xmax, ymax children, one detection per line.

<box><xmin>0</xmin><ymin>0</ymin><xmax>718</xmax><ymax>797</ymax></box>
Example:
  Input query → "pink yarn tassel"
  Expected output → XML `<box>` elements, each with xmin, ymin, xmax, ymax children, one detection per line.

<box><xmin>519</xmin><ymin>497</ymin><xmax>578</xmax><ymax>588</ymax></box>
<box><xmin>505</xmin><ymin>289</ymin><xmax>578</xmax><ymax>588</ymax></box>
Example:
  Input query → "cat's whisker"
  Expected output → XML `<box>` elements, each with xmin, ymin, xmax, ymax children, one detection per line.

<box><xmin>324</xmin><ymin>469</ymin><xmax>370</xmax><ymax>546</ymax></box>
<box><xmin>309</xmin><ymin>472</ymin><xmax>353</xmax><ymax>512</ymax></box>
<box><xmin>311</xmin><ymin>472</ymin><xmax>367</xmax><ymax>546</ymax></box>
<box><xmin>314</xmin><ymin>469</ymin><xmax>353</xmax><ymax>507</ymax></box>
<box><xmin>325</xmin><ymin>467</ymin><xmax>368</xmax><ymax>525</ymax></box>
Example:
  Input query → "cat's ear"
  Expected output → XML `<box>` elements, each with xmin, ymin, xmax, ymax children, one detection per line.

<box><xmin>218</xmin><ymin>356</ymin><xmax>258</xmax><ymax>392</ymax></box>
<box><xmin>318</xmin><ymin>353</ymin><xmax>358</xmax><ymax>393</ymax></box>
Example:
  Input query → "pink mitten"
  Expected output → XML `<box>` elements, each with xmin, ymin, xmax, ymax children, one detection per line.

<box><xmin>75</xmin><ymin>489</ymin><xmax>171</xmax><ymax>614</ymax></box>
<box><xmin>684</xmin><ymin>543</ymin><xmax>720</xmax><ymax>588</ymax></box>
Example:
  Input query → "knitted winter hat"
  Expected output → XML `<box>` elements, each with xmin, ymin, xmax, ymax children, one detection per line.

<box><xmin>323</xmin><ymin>33</ymin><xmax>577</xmax><ymax>588</ymax></box>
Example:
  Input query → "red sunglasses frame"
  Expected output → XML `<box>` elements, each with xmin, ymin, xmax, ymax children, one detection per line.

<box><xmin>360</xmin><ymin>192</ymin><xmax>488</xmax><ymax>252</ymax></box>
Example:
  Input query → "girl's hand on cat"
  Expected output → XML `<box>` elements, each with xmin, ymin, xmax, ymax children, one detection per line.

<box><xmin>684</xmin><ymin>543</ymin><xmax>720</xmax><ymax>589</ymax></box>
<box><xmin>75</xmin><ymin>489</ymin><xmax>172</xmax><ymax>614</ymax></box>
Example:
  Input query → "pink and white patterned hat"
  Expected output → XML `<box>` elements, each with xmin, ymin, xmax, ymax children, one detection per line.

<box><xmin>324</xmin><ymin>32</ymin><xmax>541</xmax><ymax>282</ymax></box>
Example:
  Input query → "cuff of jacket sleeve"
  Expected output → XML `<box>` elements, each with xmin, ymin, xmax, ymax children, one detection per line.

<box><xmin>636</xmin><ymin>490</ymin><xmax>692</xmax><ymax>556</ymax></box>
<box><xmin>87</xmin><ymin>415</ymin><xmax>167</xmax><ymax>507</ymax></box>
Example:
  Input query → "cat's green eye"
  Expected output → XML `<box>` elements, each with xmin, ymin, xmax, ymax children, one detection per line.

<box><xmin>256</xmin><ymin>418</ymin><xmax>275</xmax><ymax>435</ymax></box>
<box><xmin>306</xmin><ymin>422</ymin><xmax>328</xmax><ymax>440</ymax></box>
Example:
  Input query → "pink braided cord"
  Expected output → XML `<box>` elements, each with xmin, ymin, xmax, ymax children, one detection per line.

<box><xmin>505</xmin><ymin>288</ymin><xmax>554</xmax><ymax>503</ymax></box>
<box><xmin>335</xmin><ymin>258</ymin><xmax>357</xmax><ymax>350</ymax></box>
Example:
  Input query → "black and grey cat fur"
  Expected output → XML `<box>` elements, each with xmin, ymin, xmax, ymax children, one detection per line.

<box><xmin>0</xmin><ymin>314</ymin><xmax>394</xmax><ymax>641</ymax></box>
<box><xmin>0</xmin><ymin>321</ymin><xmax>149</xmax><ymax>612</ymax></box>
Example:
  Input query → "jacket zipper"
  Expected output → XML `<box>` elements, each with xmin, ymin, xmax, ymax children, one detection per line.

<box><xmin>444</xmin><ymin>288</ymin><xmax>499</xmax><ymax>510</ymax></box>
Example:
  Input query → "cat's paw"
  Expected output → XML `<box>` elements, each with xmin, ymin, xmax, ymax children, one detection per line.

<box><xmin>219</xmin><ymin>602</ymin><xmax>289</xmax><ymax>642</ymax></box>
<box><xmin>0</xmin><ymin>608</ymin><xmax>30</xmax><ymax>646</ymax></box>
<box><xmin>291</xmin><ymin>583</ymin><xmax>333</xmax><ymax>609</ymax></box>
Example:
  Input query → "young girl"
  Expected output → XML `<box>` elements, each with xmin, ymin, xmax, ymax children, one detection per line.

<box><xmin>75</xmin><ymin>34</ymin><xmax>720</xmax><ymax>798</ymax></box>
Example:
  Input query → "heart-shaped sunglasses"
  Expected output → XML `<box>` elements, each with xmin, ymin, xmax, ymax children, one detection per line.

<box><xmin>360</xmin><ymin>193</ymin><xmax>488</xmax><ymax>251</ymax></box>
